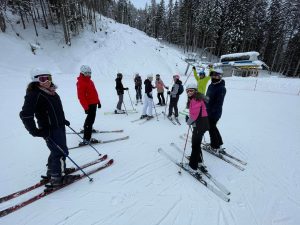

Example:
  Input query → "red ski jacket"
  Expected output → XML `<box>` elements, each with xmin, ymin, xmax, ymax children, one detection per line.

<box><xmin>76</xmin><ymin>74</ymin><xmax>100</xmax><ymax>110</ymax></box>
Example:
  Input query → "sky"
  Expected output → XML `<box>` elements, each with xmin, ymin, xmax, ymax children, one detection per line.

<box><xmin>130</xmin><ymin>0</ymin><xmax>150</xmax><ymax>9</ymax></box>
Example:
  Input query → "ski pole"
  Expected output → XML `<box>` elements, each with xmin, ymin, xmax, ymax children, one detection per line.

<box><xmin>183</xmin><ymin>70</ymin><xmax>193</xmax><ymax>86</ymax></box>
<box><xmin>178</xmin><ymin>126</ymin><xmax>191</xmax><ymax>174</ymax></box>
<box><xmin>164</xmin><ymin>93</ymin><xmax>169</xmax><ymax>119</ymax></box>
<box><xmin>67</xmin><ymin>126</ymin><xmax>102</xmax><ymax>156</ymax></box>
<box><xmin>122</xmin><ymin>101</ymin><xmax>128</xmax><ymax>116</ymax></box>
<box><xmin>152</xmin><ymin>100</ymin><xmax>159</xmax><ymax>121</ymax></box>
<box><xmin>126</xmin><ymin>89</ymin><xmax>136</xmax><ymax>111</ymax></box>
<box><xmin>48</xmin><ymin>138</ymin><xmax>93</xmax><ymax>182</ymax></box>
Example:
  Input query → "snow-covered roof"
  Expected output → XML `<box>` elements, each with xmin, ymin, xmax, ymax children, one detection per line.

<box><xmin>220</xmin><ymin>51</ymin><xmax>259</xmax><ymax>60</ymax></box>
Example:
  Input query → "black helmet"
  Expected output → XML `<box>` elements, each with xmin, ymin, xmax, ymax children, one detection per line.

<box><xmin>117</xmin><ymin>73</ymin><xmax>123</xmax><ymax>78</ymax></box>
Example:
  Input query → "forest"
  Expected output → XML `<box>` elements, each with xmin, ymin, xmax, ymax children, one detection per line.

<box><xmin>0</xmin><ymin>0</ymin><xmax>299</xmax><ymax>77</ymax></box>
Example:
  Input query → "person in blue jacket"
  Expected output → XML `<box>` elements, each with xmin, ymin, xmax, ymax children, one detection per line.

<box><xmin>206</xmin><ymin>68</ymin><xmax>226</xmax><ymax>153</ymax></box>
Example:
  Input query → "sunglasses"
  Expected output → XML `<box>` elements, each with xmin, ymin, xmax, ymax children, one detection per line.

<box><xmin>34</xmin><ymin>75</ymin><xmax>52</xmax><ymax>83</ymax></box>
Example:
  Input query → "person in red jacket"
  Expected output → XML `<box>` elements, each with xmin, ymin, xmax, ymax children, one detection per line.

<box><xmin>77</xmin><ymin>65</ymin><xmax>101</xmax><ymax>146</ymax></box>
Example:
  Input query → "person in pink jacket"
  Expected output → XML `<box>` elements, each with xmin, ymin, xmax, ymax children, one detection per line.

<box><xmin>155</xmin><ymin>74</ymin><xmax>168</xmax><ymax>106</ymax></box>
<box><xmin>185</xmin><ymin>83</ymin><xmax>209</xmax><ymax>173</ymax></box>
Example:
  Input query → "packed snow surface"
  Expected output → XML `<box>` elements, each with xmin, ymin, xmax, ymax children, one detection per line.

<box><xmin>0</xmin><ymin>15</ymin><xmax>300</xmax><ymax>225</ymax></box>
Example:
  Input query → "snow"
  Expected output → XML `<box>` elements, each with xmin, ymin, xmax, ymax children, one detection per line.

<box><xmin>1</xmin><ymin>15</ymin><xmax>300</xmax><ymax>225</ymax></box>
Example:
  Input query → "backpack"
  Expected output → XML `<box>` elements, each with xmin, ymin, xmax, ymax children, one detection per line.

<box><xmin>178</xmin><ymin>83</ymin><xmax>184</xmax><ymax>95</ymax></box>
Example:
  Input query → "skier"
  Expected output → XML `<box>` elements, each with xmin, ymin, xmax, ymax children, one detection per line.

<box><xmin>115</xmin><ymin>72</ymin><xmax>129</xmax><ymax>113</ymax></box>
<box><xmin>155</xmin><ymin>74</ymin><xmax>168</xmax><ymax>106</ymax></box>
<box><xmin>77</xmin><ymin>65</ymin><xmax>101</xmax><ymax>146</ymax></box>
<box><xmin>167</xmin><ymin>75</ymin><xmax>183</xmax><ymax>120</ymax></box>
<box><xmin>184</xmin><ymin>83</ymin><xmax>210</xmax><ymax>173</ymax></box>
<box><xmin>206</xmin><ymin>68</ymin><xmax>226</xmax><ymax>153</ymax></box>
<box><xmin>20</xmin><ymin>68</ymin><xmax>76</xmax><ymax>186</ymax></box>
<box><xmin>192</xmin><ymin>66</ymin><xmax>211</xmax><ymax>94</ymax></box>
<box><xmin>140</xmin><ymin>75</ymin><xmax>154</xmax><ymax>120</ymax></box>
<box><xmin>134</xmin><ymin>73</ymin><xmax>142</xmax><ymax>104</ymax></box>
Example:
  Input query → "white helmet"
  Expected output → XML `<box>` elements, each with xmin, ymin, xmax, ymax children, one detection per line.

<box><xmin>80</xmin><ymin>65</ymin><xmax>92</xmax><ymax>76</ymax></box>
<box><xmin>147</xmin><ymin>74</ymin><xmax>153</xmax><ymax>79</ymax></box>
<box><xmin>186</xmin><ymin>83</ymin><xmax>198</xmax><ymax>90</ymax></box>
<box><xmin>30</xmin><ymin>68</ymin><xmax>51</xmax><ymax>81</ymax></box>
<box><xmin>214</xmin><ymin>68</ymin><xmax>223</xmax><ymax>75</ymax></box>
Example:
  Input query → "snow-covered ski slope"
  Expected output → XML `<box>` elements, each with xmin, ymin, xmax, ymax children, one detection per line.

<box><xmin>0</xmin><ymin>15</ymin><xmax>300</xmax><ymax>225</ymax></box>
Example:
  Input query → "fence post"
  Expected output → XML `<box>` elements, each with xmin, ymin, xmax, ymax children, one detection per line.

<box><xmin>254</xmin><ymin>79</ymin><xmax>258</xmax><ymax>91</ymax></box>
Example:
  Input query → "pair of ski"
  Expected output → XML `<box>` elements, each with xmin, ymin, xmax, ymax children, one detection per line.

<box><xmin>66</xmin><ymin>129</ymin><xmax>124</xmax><ymax>134</ymax></box>
<box><xmin>131</xmin><ymin>113</ymin><xmax>161</xmax><ymax>125</ymax></box>
<box><xmin>104</xmin><ymin>109</ymin><xmax>138</xmax><ymax>115</ymax></box>
<box><xmin>162</xmin><ymin>111</ymin><xmax>181</xmax><ymax>125</ymax></box>
<box><xmin>69</xmin><ymin>136</ymin><xmax>129</xmax><ymax>150</ymax></box>
<box><xmin>0</xmin><ymin>155</ymin><xmax>113</xmax><ymax>217</ymax></box>
<box><xmin>179</xmin><ymin>134</ymin><xmax>247</xmax><ymax>171</ymax></box>
<box><xmin>158</xmin><ymin>145</ymin><xmax>230</xmax><ymax>202</ymax></box>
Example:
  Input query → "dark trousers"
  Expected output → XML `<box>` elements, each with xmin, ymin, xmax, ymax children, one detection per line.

<box><xmin>189</xmin><ymin>127</ymin><xmax>205</xmax><ymax>170</ymax></box>
<box><xmin>45</xmin><ymin>127</ymin><xmax>68</xmax><ymax>177</ymax></box>
<box><xmin>157</xmin><ymin>92</ymin><xmax>165</xmax><ymax>105</ymax></box>
<box><xmin>116</xmin><ymin>94</ymin><xmax>124</xmax><ymax>110</ymax></box>
<box><xmin>135</xmin><ymin>86</ymin><xmax>142</xmax><ymax>100</ymax></box>
<box><xmin>208</xmin><ymin>117</ymin><xmax>223</xmax><ymax>149</ymax></box>
<box><xmin>168</xmin><ymin>96</ymin><xmax>179</xmax><ymax>117</ymax></box>
<box><xmin>83</xmin><ymin>104</ymin><xmax>97</xmax><ymax>141</ymax></box>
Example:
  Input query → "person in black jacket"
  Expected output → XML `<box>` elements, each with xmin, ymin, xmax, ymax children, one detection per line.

<box><xmin>140</xmin><ymin>75</ymin><xmax>154</xmax><ymax>119</ymax></box>
<box><xmin>206</xmin><ymin>68</ymin><xmax>226</xmax><ymax>153</ymax></box>
<box><xmin>115</xmin><ymin>73</ymin><xmax>128</xmax><ymax>114</ymax></box>
<box><xmin>134</xmin><ymin>73</ymin><xmax>142</xmax><ymax>104</ymax></box>
<box><xmin>19</xmin><ymin>68</ymin><xmax>75</xmax><ymax>187</ymax></box>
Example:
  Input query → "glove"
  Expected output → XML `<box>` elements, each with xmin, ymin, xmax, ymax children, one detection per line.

<box><xmin>65</xmin><ymin>120</ymin><xmax>70</xmax><ymax>126</ymax></box>
<box><xmin>192</xmin><ymin>66</ymin><xmax>196</xmax><ymax>70</ymax></box>
<box><xmin>98</xmin><ymin>103</ymin><xmax>101</xmax><ymax>108</ymax></box>
<box><xmin>167</xmin><ymin>91</ymin><xmax>171</xmax><ymax>95</ymax></box>
<box><xmin>85</xmin><ymin>109</ymin><xmax>89</xmax><ymax>114</ymax></box>
<box><xmin>165</xmin><ymin>86</ymin><xmax>169</xmax><ymax>90</ymax></box>
<box><xmin>186</xmin><ymin>117</ymin><xmax>194</xmax><ymax>126</ymax></box>
<box><xmin>125</xmin><ymin>87</ymin><xmax>129</xmax><ymax>90</ymax></box>
<box><xmin>185</xmin><ymin>115</ymin><xmax>189</xmax><ymax>122</ymax></box>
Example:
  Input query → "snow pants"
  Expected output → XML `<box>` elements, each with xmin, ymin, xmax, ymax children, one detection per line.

<box><xmin>116</xmin><ymin>94</ymin><xmax>124</xmax><ymax>110</ymax></box>
<box><xmin>45</xmin><ymin>126</ymin><xmax>68</xmax><ymax>177</ymax></box>
<box><xmin>157</xmin><ymin>92</ymin><xmax>165</xmax><ymax>105</ymax></box>
<box><xmin>168</xmin><ymin>96</ymin><xmax>179</xmax><ymax>117</ymax></box>
<box><xmin>135</xmin><ymin>86</ymin><xmax>142</xmax><ymax>101</ymax></box>
<box><xmin>208</xmin><ymin>117</ymin><xmax>223</xmax><ymax>149</ymax></box>
<box><xmin>83</xmin><ymin>104</ymin><xmax>97</xmax><ymax>141</ymax></box>
<box><xmin>142</xmin><ymin>94</ymin><xmax>153</xmax><ymax>116</ymax></box>
<box><xmin>189</xmin><ymin>127</ymin><xmax>205</xmax><ymax>170</ymax></box>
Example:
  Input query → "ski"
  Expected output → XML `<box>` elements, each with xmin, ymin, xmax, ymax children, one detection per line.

<box><xmin>158</xmin><ymin>148</ymin><xmax>230</xmax><ymax>202</ymax></box>
<box><xmin>202</xmin><ymin>145</ymin><xmax>245</xmax><ymax>171</ymax></box>
<box><xmin>0</xmin><ymin>155</ymin><xmax>108</xmax><ymax>204</ymax></box>
<box><xmin>0</xmin><ymin>159</ymin><xmax>113</xmax><ymax>218</ymax></box>
<box><xmin>104</xmin><ymin>110</ymin><xmax>138</xmax><ymax>115</ymax></box>
<box><xmin>69</xmin><ymin>136</ymin><xmax>129</xmax><ymax>150</ymax></box>
<box><xmin>162</xmin><ymin>111</ymin><xmax>177</xmax><ymax>125</ymax></box>
<box><xmin>67</xmin><ymin>129</ymin><xmax>124</xmax><ymax>135</ymax></box>
<box><xmin>202</xmin><ymin>143</ymin><xmax>247</xmax><ymax>165</ymax></box>
<box><xmin>170</xmin><ymin>143</ymin><xmax>230</xmax><ymax>195</ymax></box>
<box><xmin>179</xmin><ymin>135</ymin><xmax>245</xmax><ymax>171</ymax></box>
<box><xmin>174</xmin><ymin>118</ymin><xmax>181</xmax><ymax>125</ymax></box>
<box><xmin>131</xmin><ymin>113</ymin><xmax>161</xmax><ymax>123</ymax></box>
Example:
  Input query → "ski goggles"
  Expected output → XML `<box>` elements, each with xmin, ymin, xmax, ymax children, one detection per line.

<box><xmin>186</xmin><ymin>89</ymin><xmax>196</xmax><ymax>93</ymax></box>
<box><xmin>33</xmin><ymin>75</ymin><xmax>52</xmax><ymax>83</ymax></box>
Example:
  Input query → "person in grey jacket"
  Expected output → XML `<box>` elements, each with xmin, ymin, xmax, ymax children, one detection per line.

<box><xmin>167</xmin><ymin>75</ymin><xmax>183</xmax><ymax>119</ymax></box>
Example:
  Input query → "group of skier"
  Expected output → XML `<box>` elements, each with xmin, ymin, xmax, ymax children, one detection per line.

<box><xmin>19</xmin><ymin>63</ymin><xmax>226</xmax><ymax>187</ymax></box>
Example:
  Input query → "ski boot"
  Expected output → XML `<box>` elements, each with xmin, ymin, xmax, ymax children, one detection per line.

<box><xmin>147</xmin><ymin>115</ymin><xmax>154</xmax><ymax>120</ymax></box>
<box><xmin>78</xmin><ymin>139</ymin><xmax>89</xmax><ymax>146</ymax></box>
<box><xmin>198</xmin><ymin>162</ymin><xmax>208</xmax><ymax>173</ymax></box>
<box><xmin>140</xmin><ymin>114</ymin><xmax>147</xmax><ymax>119</ymax></box>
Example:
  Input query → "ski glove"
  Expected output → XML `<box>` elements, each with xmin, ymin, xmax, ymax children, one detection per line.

<box><xmin>65</xmin><ymin>120</ymin><xmax>70</xmax><ymax>126</ymax></box>
<box><xmin>124</xmin><ymin>87</ymin><xmax>129</xmax><ymax>90</ymax></box>
<box><xmin>186</xmin><ymin>117</ymin><xmax>195</xmax><ymax>126</ymax></box>
<box><xmin>167</xmin><ymin>91</ymin><xmax>171</xmax><ymax>95</ymax></box>
<box><xmin>85</xmin><ymin>109</ymin><xmax>89</xmax><ymax>114</ymax></box>
<box><xmin>98</xmin><ymin>103</ymin><xmax>101</xmax><ymax>108</ymax></box>
<box><xmin>192</xmin><ymin>66</ymin><xmax>196</xmax><ymax>70</ymax></box>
